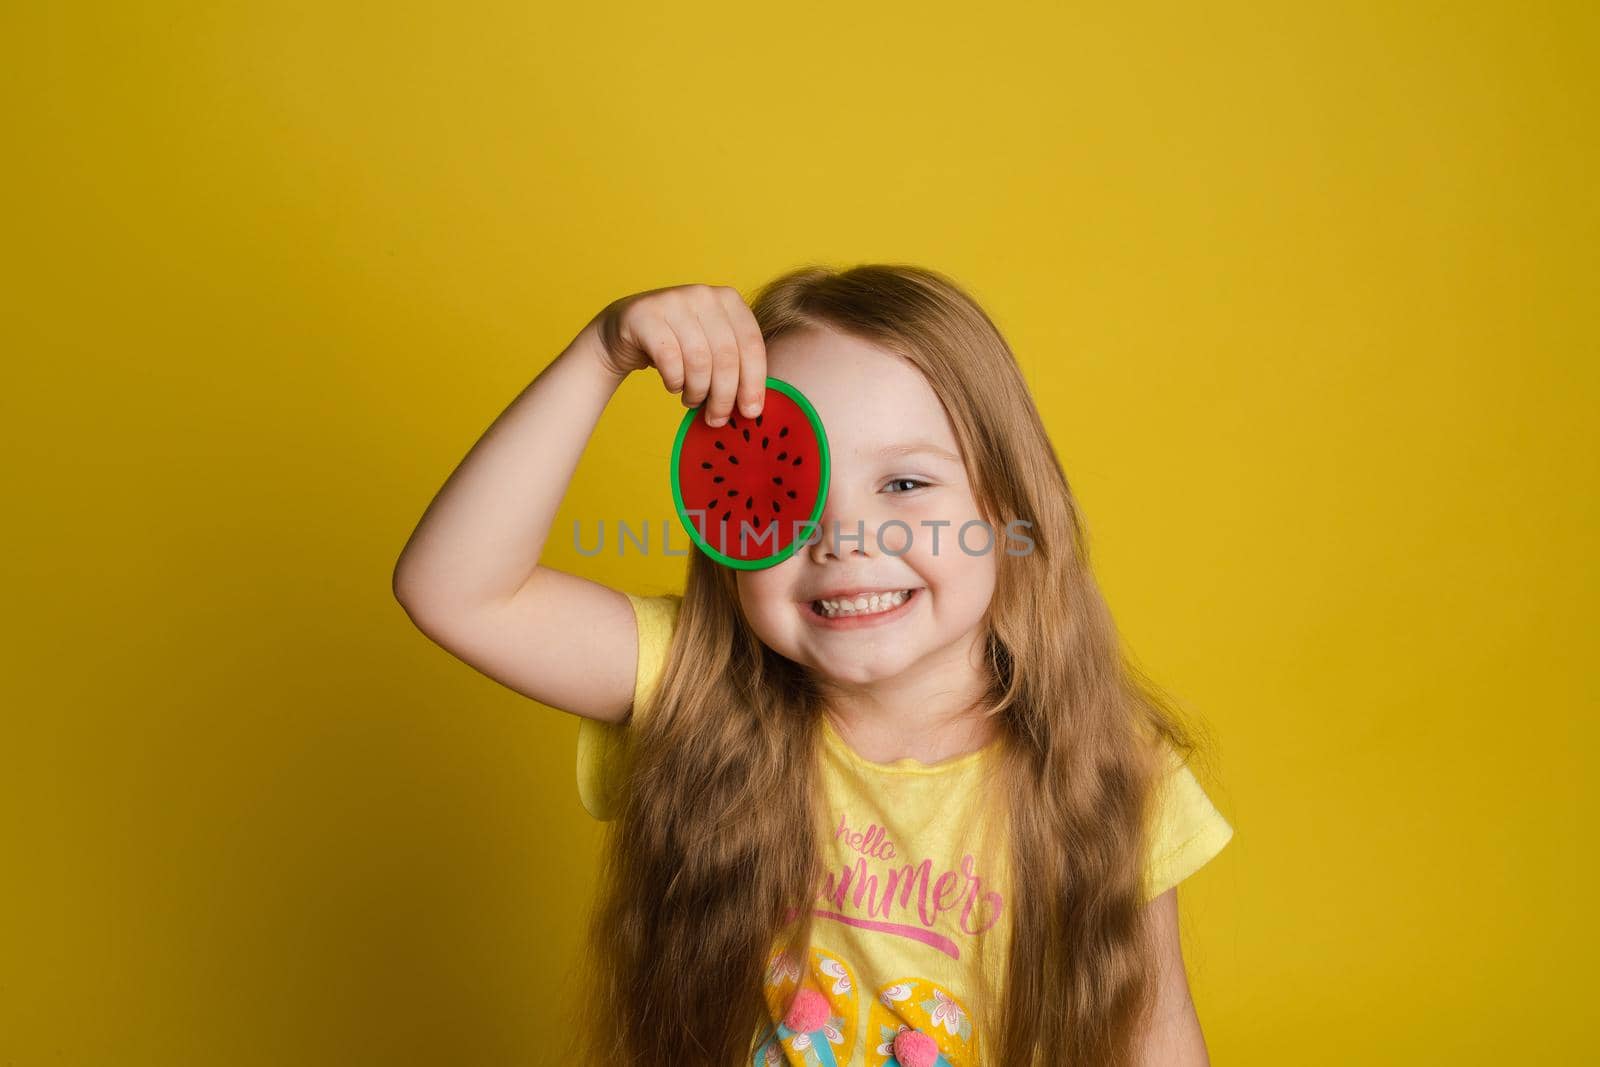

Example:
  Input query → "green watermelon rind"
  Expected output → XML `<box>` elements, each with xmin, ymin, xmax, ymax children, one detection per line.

<box><xmin>669</xmin><ymin>376</ymin><xmax>831</xmax><ymax>571</ymax></box>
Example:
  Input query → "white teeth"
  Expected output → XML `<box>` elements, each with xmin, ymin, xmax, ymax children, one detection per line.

<box><xmin>814</xmin><ymin>589</ymin><xmax>911</xmax><ymax>618</ymax></box>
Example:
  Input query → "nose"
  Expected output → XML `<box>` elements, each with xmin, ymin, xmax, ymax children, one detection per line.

<box><xmin>807</xmin><ymin>483</ymin><xmax>879</xmax><ymax>563</ymax></box>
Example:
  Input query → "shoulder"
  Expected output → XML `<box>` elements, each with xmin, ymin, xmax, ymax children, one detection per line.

<box><xmin>626</xmin><ymin>593</ymin><xmax>683</xmax><ymax>695</ymax></box>
<box><xmin>625</xmin><ymin>591</ymin><xmax>683</xmax><ymax>631</ymax></box>
<box><xmin>1143</xmin><ymin>742</ymin><xmax>1235</xmax><ymax>901</ymax></box>
<box><xmin>574</xmin><ymin>592</ymin><xmax>683</xmax><ymax>822</ymax></box>
<box><xmin>622</xmin><ymin>592</ymin><xmax>683</xmax><ymax>714</ymax></box>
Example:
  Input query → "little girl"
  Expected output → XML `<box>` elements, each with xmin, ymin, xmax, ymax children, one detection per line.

<box><xmin>393</xmin><ymin>264</ymin><xmax>1234</xmax><ymax>1066</ymax></box>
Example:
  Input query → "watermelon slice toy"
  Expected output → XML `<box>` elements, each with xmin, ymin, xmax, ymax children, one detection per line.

<box><xmin>670</xmin><ymin>377</ymin><xmax>831</xmax><ymax>570</ymax></box>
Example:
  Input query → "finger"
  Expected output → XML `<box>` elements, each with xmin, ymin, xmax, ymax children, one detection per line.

<box><xmin>693</xmin><ymin>293</ymin><xmax>743</xmax><ymax>427</ymax></box>
<box><xmin>627</xmin><ymin>310</ymin><xmax>683</xmax><ymax>394</ymax></box>
<box><xmin>662</xmin><ymin>295</ymin><xmax>713</xmax><ymax>409</ymax></box>
<box><xmin>716</xmin><ymin>286</ymin><xmax>767</xmax><ymax>418</ymax></box>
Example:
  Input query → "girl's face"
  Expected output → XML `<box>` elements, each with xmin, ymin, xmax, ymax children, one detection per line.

<box><xmin>736</xmin><ymin>326</ymin><xmax>998</xmax><ymax>692</ymax></box>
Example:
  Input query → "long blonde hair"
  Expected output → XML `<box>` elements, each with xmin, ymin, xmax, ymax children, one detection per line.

<box><xmin>567</xmin><ymin>263</ymin><xmax>1207</xmax><ymax>1065</ymax></box>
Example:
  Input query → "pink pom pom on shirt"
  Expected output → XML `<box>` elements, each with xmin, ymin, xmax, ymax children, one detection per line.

<box><xmin>893</xmin><ymin>1027</ymin><xmax>939</xmax><ymax>1067</ymax></box>
<box><xmin>783</xmin><ymin>988</ymin><xmax>830</xmax><ymax>1033</ymax></box>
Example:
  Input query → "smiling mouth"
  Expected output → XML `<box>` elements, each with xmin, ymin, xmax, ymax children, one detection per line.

<box><xmin>808</xmin><ymin>588</ymin><xmax>920</xmax><ymax>619</ymax></box>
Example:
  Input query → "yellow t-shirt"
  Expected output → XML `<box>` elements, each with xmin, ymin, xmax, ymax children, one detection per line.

<box><xmin>576</xmin><ymin>593</ymin><xmax>1234</xmax><ymax>1067</ymax></box>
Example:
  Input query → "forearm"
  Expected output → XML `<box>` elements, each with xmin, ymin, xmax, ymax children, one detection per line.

<box><xmin>392</xmin><ymin>319</ymin><xmax>625</xmax><ymax>613</ymax></box>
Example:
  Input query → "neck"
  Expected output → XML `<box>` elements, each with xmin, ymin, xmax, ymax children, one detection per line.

<box><xmin>817</xmin><ymin>627</ymin><xmax>997</xmax><ymax>764</ymax></box>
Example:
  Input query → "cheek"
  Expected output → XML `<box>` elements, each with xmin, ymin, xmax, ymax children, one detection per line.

<box><xmin>893</xmin><ymin>495</ymin><xmax>991</xmax><ymax>548</ymax></box>
<box><xmin>737</xmin><ymin>567</ymin><xmax>787</xmax><ymax>602</ymax></box>
<box><xmin>906</xmin><ymin>519</ymin><xmax>994</xmax><ymax>571</ymax></box>
<box><xmin>915</xmin><ymin>537</ymin><xmax>998</xmax><ymax>608</ymax></box>
<box><xmin>737</xmin><ymin>578</ymin><xmax>803</xmax><ymax>638</ymax></box>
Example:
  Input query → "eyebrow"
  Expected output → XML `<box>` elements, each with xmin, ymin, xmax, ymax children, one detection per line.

<box><xmin>873</xmin><ymin>442</ymin><xmax>963</xmax><ymax>465</ymax></box>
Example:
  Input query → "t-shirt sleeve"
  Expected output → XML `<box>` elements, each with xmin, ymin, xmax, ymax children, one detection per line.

<box><xmin>1142</xmin><ymin>744</ymin><xmax>1235</xmax><ymax>901</ymax></box>
<box><xmin>574</xmin><ymin>592</ymin><xmax>683</xmax><ymax>821</ymax></box>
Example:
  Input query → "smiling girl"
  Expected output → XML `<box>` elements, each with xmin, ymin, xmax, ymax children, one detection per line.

<box><xmin>393</xmin><ymin>264</ymin><xmax>1234</xmax><ymax>1066</ymax></box>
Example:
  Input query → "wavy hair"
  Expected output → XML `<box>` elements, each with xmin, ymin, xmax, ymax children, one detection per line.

<box><xmin>565</xmin><ymin>263</ymin><xmax>1207</xmax><ymax>1065</ymax></box>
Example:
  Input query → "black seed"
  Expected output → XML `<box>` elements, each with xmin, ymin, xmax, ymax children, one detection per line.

<box><xmin>786</xmin><ymin>490</ymin><xmax>797</xmax><ymax>499</ymax></box>
<box><xmin>779</xmin><ymin>426</ymin><xmax>788</xmax><ymax>438</ymax></box>
<box><xmin>728</xmin><ymin>415</ymin><xmax>738</xmax><ymax>428</ymax></box>
<box><xmin>755</xmin><ymin>414</ymin><xmax>763</xmax><ymax>426</ymax></box>
<box><xmin>707</xmin><ymin>498</ymin><xmax>719</xmax><ymax>508</ymax></box>
<box><xmin>742</xmin><ymin>428</ymin><xmax>750</xmax><ymax>443</ymax></box>
<box><xmin>729</xmin><ymin>455</ymin><xmax>739</xmax><ymax>465</ymax></box>
<box><xmin>761</xmin><ymin>436</ymin><xmax>769</xmax><ymax>449</ymax></box>
<box><xmin>772</xmin><ymin>502</ymin><xmax>781</xmax><ymax>513</ymax></box>
<box><xmin>777</xmin><ymin>451</ymin><xmax>787</xmax><ymax>461</ymax></box>
<box><xmin>745</xmin><ymin>496</ymin><xmax>753</xmax><ymax>508</ymax></box>
<box><xmin>700</xmin><ymin>461</ymin><xmax>712</xmax><ymax>469</ymax></box>
<box><xmin>792</xmin><ymin>456</ymin><xmax>802</xmax><ymax>465</ymax></box>
<box><xmin>772</xmin><ymin>476</ymin><xmax>783</xmax><ymax>485</ymax></box>
<box><xmin>713</xmin><ymin>475</ymin><xmax>725</xmax><ymax>483</ymax></box>
<box><xmin>715</xmin><ymin>440</ymin><xmax>726</xmax><ymax>450</ymax></box>
<box><xmin>722</xmin><ymin>510</ymin><xmax>731</xmax><ymax>523</ymax></box>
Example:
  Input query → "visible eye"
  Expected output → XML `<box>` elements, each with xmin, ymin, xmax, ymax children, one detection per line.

<box><xmin>883</xmin><ymin>478</ymin><xmax>929</xmax><ymax>494</ymax></box>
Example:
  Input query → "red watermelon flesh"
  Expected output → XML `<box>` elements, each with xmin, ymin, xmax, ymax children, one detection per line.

<box><xmin>672</xmin><ymin>383</ymin><xmax>828</xmax><ymax>568</ymax></box>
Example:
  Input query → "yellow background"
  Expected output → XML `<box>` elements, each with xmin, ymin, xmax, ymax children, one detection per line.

<box><xmin>5</xmin><ymin>2</ymin><xmax>1593</xmax><ymax>1063</ymax></box>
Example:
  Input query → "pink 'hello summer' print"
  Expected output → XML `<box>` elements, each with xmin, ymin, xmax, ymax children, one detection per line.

<box><xmin>802</xmin><ymin>810</ymin><xmax>1005</xmax><ymax>961</ymax></box>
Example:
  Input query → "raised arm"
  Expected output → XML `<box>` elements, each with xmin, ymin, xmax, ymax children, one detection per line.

<box><xmin>391</xmin><ymin>286</ymin><xmax>767</xmax><ymax>723</ymax></box>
